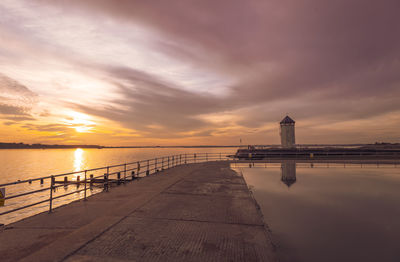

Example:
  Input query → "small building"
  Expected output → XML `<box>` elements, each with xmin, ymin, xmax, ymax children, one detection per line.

<box><xmin>280</xmin><ymin>115</ymin><xmax>295</xmax><ymax>148</ymax></box>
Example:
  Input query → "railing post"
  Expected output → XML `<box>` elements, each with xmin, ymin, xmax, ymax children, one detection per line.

<box><xmin>185</xmin><ymin>153</ymin><xmax>187</xmax><ymax>164</ymax></box>
<box><xmin>49</xmin><ymin>176</ymin><xmax>54</xmax><ymax>213</ymax></box>
<box><xmin>124</xmin><ymin>163</ymin><xmax>127</xmax><ymax>183</ymax></box>
<box><xmin>168</xmin><ymin>156</ymin><xmax>170</xmax><ymax>168</ymax></box>
<box><xmin>90</xmin><ymin>174</ymin><xmax>94</xmax><ymax>189</ymax></box>
<box><xmin>117</xmin><ymin>172</ymin><xmax>121</xmax><ymax>185</ymax></box>
<box><xmin>105</xmin><ymin>166</ymin><xmax>110</xmax><ymax>192</ymax></box>
<box><xmin>206</xmin><ymin>153</ymin><xmax>208</xmax><ymax>161</ymax></box>
<box><xmin>137</xmin><ymin>162</ymin><xmax>140</xmax><ymax>177</ymax></box>
<box><xmin>194</xmin><ymin>153</ymin><xmax>196</xmax><ymax>163</ymax></box>
<box><xmin>84</xmin><ymin>170</ymin><xmax>87</xmax><ymax>201</ymax></box>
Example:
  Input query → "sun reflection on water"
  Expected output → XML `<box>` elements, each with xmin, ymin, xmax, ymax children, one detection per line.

<box><xmin>73</xmin><ymin>148</ymin><xmax>84</xmax><ymax>176</ymax></box>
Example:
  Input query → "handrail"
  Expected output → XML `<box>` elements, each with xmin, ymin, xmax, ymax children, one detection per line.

<box><xmin>0</xmin><ymin>152</ymin><xmax>234</xmax><ymax>219</ymax></box>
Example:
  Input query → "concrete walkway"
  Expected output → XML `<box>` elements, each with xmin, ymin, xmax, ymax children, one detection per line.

<box><xmin>0</xmin><ymin>162</ymin><xmax>276</xmax><ymax>262</ymax></box>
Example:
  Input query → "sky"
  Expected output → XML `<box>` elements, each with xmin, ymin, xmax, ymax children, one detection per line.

<box><xmin>0</xmin><ymin>0</ymin><xmax>399</xmax><ymax>146</ymax></box>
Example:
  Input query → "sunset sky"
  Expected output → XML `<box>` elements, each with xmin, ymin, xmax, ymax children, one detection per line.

<box><xmin>0</xmin><ymin>0</ymin><xmax>399</xmax><ymax>146</ymax></box>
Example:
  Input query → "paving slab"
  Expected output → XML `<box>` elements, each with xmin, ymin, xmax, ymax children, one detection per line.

<box><xmin>132</xmin><ymin>193</ymin><xmax>264</xmax><ymax>225</ymax></box>
<box><xmin>0</xmin><ymin>228</ymin><xmax>71</xmax><ymax>262</ymax></box>
<box><xmin>165</xmin><ymin>180</ymin><xmax>250</xmax><ymax>197</ymax></box>
<box><xmin>183</xmin><ymin>166</ymin><xmax>245</xmax><ymax>185</ymax></box>
<box><xmin>67</xmin><ymin>217</ymin><xmax>272</xmax><ymax>262</ymax></box>
<box><xmin>20</xmin><ymin>216</ymin><xmax>124</xmax><ymax>262</ymax></box>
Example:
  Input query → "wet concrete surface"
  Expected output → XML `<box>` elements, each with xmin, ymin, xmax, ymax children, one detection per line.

<box><xmin>0</xmin><ymin>162</ymin><xmax>276</xmax><ymax>262</ymax></box>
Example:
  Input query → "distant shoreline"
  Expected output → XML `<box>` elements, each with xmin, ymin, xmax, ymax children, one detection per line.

<box><xmin>1</xmin><ymin>142</ymin><xmax>398</xmax><ymax>150</ymax></box>
<box><xmin>0</xmin><ymin>143</ymin><xmax>103</xmax><ymax>149</ymax></box>
<box><xmin>0</xmin><ymin>143</ymin><xmax>240</xmax><ymax>149</ymax></box>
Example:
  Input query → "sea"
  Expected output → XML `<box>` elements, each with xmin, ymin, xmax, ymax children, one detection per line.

<box><xmin>232</xmin><ymin>161</ymin><xmax>400</xmax><ymax>262</ymax></box>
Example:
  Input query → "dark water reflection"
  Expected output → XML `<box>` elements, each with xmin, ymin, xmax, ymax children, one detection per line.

<box><xmin>232</xmin><ymin>161</ymin><xmax>400</xmax><ymax>262</ymax></box>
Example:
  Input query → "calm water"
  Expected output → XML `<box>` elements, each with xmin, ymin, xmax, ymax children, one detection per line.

<box><xmin>0</xmin><ymin>148</ymin><xmax>236</xmax><ymax>224</ymax></box>
<box><xmin>232</xmin><ymin>161</ymin><xmax>400</xmax><ymax>262</ymax></box>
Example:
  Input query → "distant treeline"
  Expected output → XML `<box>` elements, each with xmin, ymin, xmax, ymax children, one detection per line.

<box><xmin>106</xmin><ymin>145</ymin><xmax>240</xmax><ymax>148</ymax></box>
<box><xmin>0</xmin><ymin>143</ymin><xmax>240</xmax><ymax>149</ymax></box>
<box><xmin>0</xmin><ymin>143</ymin><xmax>104</xmax><ymax>149</ymax></box>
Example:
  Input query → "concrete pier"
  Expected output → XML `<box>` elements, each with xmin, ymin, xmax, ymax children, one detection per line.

<box><xmin>0</xmin><ymin>162</ymin><xmax>276</xmax><ymax>262</ymax></box>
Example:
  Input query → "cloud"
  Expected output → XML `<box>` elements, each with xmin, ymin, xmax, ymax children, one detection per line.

<box><xmin>0</xmin><ymin>73</ymin><xmax>37</xmax><ymax>121</ymax></box>
<box><xmin>0</xmin><ymin>104</ymin><xmax>30</xmax><ymax>115</ymax></box>
<box><xmin>39</xmin><ymin>1</ymin><xmax>400</xmax><ymax>106</ymax></box>
<box><xmin>3</xmin><ymin>121</ymin><xmax>15</xmax><ymax>126</ymax></box>
<box><xmin>0</xmin><ymin>73</ymin><xmax>36</xmax><ymax>96</ymax></box>
<box><xmin>21</xmin><ymin>123</ymin><xmax>71</xmax><ymax>132</ymax></box>
<box><xmin>71</xmin><ymin>66</ymin><xmax>227</xmax><ymax>137</ymax></box>
<box><xmin>1</xmin><ymin>0</ymin><xmax>400</xmax><ymax>143</ymax></box>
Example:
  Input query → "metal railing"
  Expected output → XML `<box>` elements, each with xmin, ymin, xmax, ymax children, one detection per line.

<box><xmin>0</xmin><ymin>153</ymin><xmax>233</xmax><ymax>219</ymax></box>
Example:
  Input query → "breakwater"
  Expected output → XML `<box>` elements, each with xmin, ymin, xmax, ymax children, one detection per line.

<box><xmin>0</xmin><ymin>162</ymin><xmax>276</xmax><ymax>262</ymax></box>
<box><xmin>234</xmin><ymin>146</ymin><xmax>400</xmax><ymax>160</ymax></box>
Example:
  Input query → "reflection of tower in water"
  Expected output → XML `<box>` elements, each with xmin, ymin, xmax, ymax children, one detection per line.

<box><xmin>281</xmin><ymin>160</ymin><xmax>296</xmax><ymax>187</ymax></box>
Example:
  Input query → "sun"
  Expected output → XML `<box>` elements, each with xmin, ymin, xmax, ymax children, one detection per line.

<box><xmin>64</xmin><ymin>111</ymin><xmax>95</xmax><ymax>133</ymax></box>
<box><xmin>74</xmin><ymin>126</ymin><xmax>92</xmax><ymax>133</ymax></box>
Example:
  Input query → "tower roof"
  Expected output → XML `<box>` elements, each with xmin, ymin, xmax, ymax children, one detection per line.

<box><xmin>280</xmin><ymin>115</ymin><xmax>295</xmax><ymax>124</ymax></box>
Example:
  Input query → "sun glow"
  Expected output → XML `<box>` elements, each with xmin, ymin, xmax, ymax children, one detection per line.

<box><xmin>74</xmin><ymin>126</ymin><xmax>92</xmax><ymax>133</ymax></box>
<box><xmin>65</xmin><ymin>111</ymin><xmax>95</xmax><ymax>133</ymax></box>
